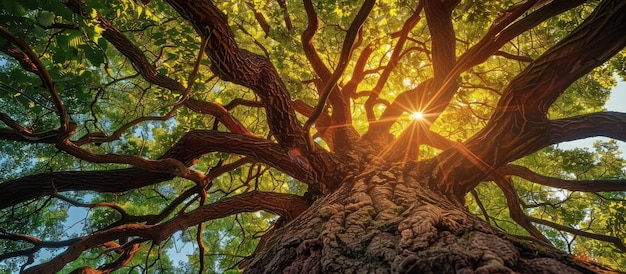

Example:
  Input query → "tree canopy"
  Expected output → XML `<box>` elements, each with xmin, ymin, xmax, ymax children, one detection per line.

<box><xmin>1</xmin><ymin>0</ymin><xmax>625</xmax><ymax>273</ymax></box>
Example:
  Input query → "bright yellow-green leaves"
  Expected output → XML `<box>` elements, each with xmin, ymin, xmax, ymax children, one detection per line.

<box><xmin>467</xmin><ymin>140</ymin><xmax>626</xmax><ymax>270</ymax></box>
<box><xmin>2</xmin><ymin>0</ymin><xmax>625</xmax><ymax>272</ymax></box>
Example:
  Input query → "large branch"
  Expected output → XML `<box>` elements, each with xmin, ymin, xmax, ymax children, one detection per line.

<box><xmin>427</xmin><ymin>0</ymin><xmax>586</xmax><ymax>118</ymax></box>
<box><xmin>0</xmin><ymin>131</ymin><xmax>309</xmax><ymax>209</ymax></box>
<box><xmin>0</xmin><ymin>27</ymin><xmax>71</xmax><ymax>135</ymax></box>
<box><xmin>500</xmin><ymin>164</ymin><xmax>626</xmax><ymax>192</ymax></box>
<box><xmin>300</xmin><ymin>0</ymin><xmax>354</xmax><ymax>140</ymax></box>
<box><xmin>163</xmin><ymin>0</ymin><xmax>342</xmax><ymax>193</ymax></box>
<box><xmin>0</xmin><ymin>44</ymin><xmax>39</xmax><ymax>73</ymax></box>
<box><xmin>435</xmin><ymin>0</ymin><xmax>626</xmax><ymax>199</ymax></box>
<box><xmin>528</xmin><ymin>216</ymin><xmax>626</xmax><ymax>253</ymax></box>
<box><xmin>0</xmin><ymin>110</ymin><xmax>58</xmax><ymax>143</ymax></box>
<box><xmin>303</xmin><ymin>0</ymin><xmax>375</xmax><ymax>151</ymax></box>
<box><xmin>494</xmin><ymin>175</ymin><xmax>626</xmax><ymax>253</ymax></box>
<box><xmin>164</xmin><ymin>0</ymin><xmax>304</xmax><ymax>151</ymax></box>
<box><xmin>549</xmin><ymin>111</ymin><xmax>626</xmax><ymax>144</ymax></box>
<box><xmin>423</xmin><ymin>0</ymin><xmax>459</xmax><ymax>84</ymax></box>
<box><xmin>163</xmin><ymin>131</ymin><xmax>315</xmax><ymax>184</ymax></box>
<box><xmin>364</xmin><ymin>3</ymin><xmax>423</xmax><ymax>132</ymax></box>
<box><xmin>0</xmin><ymin>169</ymin><xmax>173</xmax><ymax>210</ymax></box>
<box><xmin>372</xmin><ymin>0</ymin><xmax>587</xmax><ymax>136</ymax></box>
<box><xmin>22</xmin><ymin>191</ymin><xmax>308</xmax><ymax>274</ymax></box>
<box><xmin>493</xmin><ymin>177</ymin><xmax>551</xmax><ymax>244</ymax></box>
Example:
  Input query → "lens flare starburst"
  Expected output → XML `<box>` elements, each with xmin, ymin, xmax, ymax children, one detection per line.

<box><xmin>411</xmin><ymin>111</ymin><xmax>424</xmax><ymax>120</ymax></box>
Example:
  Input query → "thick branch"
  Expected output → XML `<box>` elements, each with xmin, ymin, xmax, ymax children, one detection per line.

<box><xmin>435</xmin><ymin>0</ymin><xmax>626</xmax><ymax>199</ymax></box>
<box><xmin>371</xmin><ymin>0</ymin><xmax>587</xmax><ymax>136</ymax></box>
<box><xmin>528</xmin><ymin>216</ymin><xmax>626</xmax><ymax>253</ymax></box>
<box><xmin>0</xmin><ymin>27</ymin><xmax>70</xmax><ymax>135</ymax></box>
<box><xmin>0</xmin><ymin>128</ymin><xmax>57</xmax><ymax>143</ymax></box>
<box><xmin>493</xmin><ymin>177</ymin><xmax>552</xmax><ymax>244</ymax></box>
<box><xmin>0</xmin><ymin>131</ymin><xmax>308</xmax><ymax>209</ymax></box>
<box><xmin>163</xmin><ymin>131</ymin><xmax>313</xmax><ymax>184</ymax></box>
<box><xmin>0</xmin><ymin>44</ymin><xmax>39</xmax><ymax>73</ymax></box>
<box><xmin>185</xmin><ymin>99</ymin><xmax>253</xmax><ymax>135</ymax></box>
<box><xmin>303</xmin><ymin>0</ymin><xmax>375</xmax><ymax>151</ymax></box>
<box><xmin>423</xmin><ymin>0</ymin><xmax>459</xmax><ymax>84</ymax></box>
<box><xmin>300</xmin><ymin>0</ymin><xmax>357</xmax><ymax>134</ymax></box>
<box><xmin>364</xmin><ymin>3</ymin><xmax>423</xmax><ymax>126</ymax></box>
<box><xmin>549</xmin><ymin>111</ymin><xmax>626</xmax><ymax>144</ymax></box>
<box><xmin>0</xmin><ymin>110</ymin><xmax>59</xmax><ymax>143</ymax></box>
<box><xmin>431</xmin><ymin>0</ymin><xmax>586</xmax><ymax>117</ymax></box>
<box><xmin>500</xmin><ymin>164</ymin><xmax>626</xmax><ymax>192</ymax></box>
<box><xmin>22</xmin><ymin>191</ymin><xmax>308</xmax><ymax>274</ymax></box>
<box><xmin>164</xmin><ymin>0</ymin><xmax>304</xmax><ymax>151</ymax></box>
<box><xmin>301</xmin><ymin>0</ymin><xmax>331</xmax><ymax>82</ymax></box>
<box><xmin>163</xmin><ymin>0</ymin><xmax>343</xmax><ymax>193</ymax></box>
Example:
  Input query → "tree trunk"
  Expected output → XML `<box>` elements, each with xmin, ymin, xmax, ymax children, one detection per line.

<box><xmin>245</xmin><ymin>161</ymin><xmax>612</xmax><ymax>273</ymax></box>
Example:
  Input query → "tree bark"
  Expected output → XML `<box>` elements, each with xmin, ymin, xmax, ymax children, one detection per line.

<box><xmin>245</xmin><ymin>162</ymin><xmax>613</xmax><ymax>273</ymax></box>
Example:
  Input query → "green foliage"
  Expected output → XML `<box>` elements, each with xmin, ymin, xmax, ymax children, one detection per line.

<box><xmin>467</xmin><ymin>140</ymin><xmax>626</xmax><ymax>270</ymax></box>
<box><xmin>1</xmin><ymin>0</ymin><xmax>624</xmax><ymax>272</ymax></box>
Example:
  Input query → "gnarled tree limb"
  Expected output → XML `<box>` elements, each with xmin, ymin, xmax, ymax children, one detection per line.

<box><xmin>0</xmin><ymin>131</ymin><xmax>307</xmax><ymax>209</ymax></box>
<box><xmin>500</xmin><ymin>164</ymin><xmax>626</xmax><ymax>192</ymax></box>
<box><xmin>435</xmin><ymin>0</ymin><xmax>626</xmax><ymax>199</ymax></box>
<box><xmin>21</xmin><ymin>191</ymin><xmax>308</xmax><ymax>274</ymax></box>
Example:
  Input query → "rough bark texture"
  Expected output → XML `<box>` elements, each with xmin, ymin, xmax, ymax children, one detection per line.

<box><xmin>1</xmin><ymin>0</ymin><xmax>625</xmax><ymax>272</ymax></box>
<box><xmin>245</xmin><ymin>160</ymin><xmax>612</xmax><ymax>273</ymax></box>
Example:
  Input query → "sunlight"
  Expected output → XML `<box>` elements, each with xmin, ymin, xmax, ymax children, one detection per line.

<box><xmin>411</xmin><ymin>111</ymin><xmax>424</xmax><ymax>120</ymax></box>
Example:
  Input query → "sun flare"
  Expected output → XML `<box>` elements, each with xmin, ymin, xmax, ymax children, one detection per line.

<box><xmin>411</xmin><ymin>111</ymin><xmax>424</xmax><ymax>120</ymax></box>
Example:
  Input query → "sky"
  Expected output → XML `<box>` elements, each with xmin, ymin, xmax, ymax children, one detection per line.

<box><xmin>559</xmin><ymin>79</ymin><xmax>626</xmax><ymax>153</ymax></box>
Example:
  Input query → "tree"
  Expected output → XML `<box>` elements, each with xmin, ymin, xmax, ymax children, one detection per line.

<box><xmin>1</xmin><ymin>0</ymin><xmax>625</xmax><ymax>272</ymax></box>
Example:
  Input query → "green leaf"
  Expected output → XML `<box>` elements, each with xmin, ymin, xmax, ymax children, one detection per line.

<box><xmin>37</xmin><ymin>11</ymin><xmax>55</xmax><ymax>27</ymax></box>
<box><xmin>81</xmin><ymin>45</ymin><xmax>105</xmax><ymax>66</ymax></box>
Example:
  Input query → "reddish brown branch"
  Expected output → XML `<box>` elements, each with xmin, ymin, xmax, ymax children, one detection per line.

<box><xmin>185</xmin><ymin>98</ymin><xmax>253</xmax><ymax>135</ymax></box>
<box><xmin>303</xmin><ymin>0</ymin><xmax>375</xmax><ymax>151</ymax></box>
<box><xmin>0</xmin><ymin>128</ymin><xmax>58</xmax><ymax>144</ymax></box>
<box><xmin>223</xmin><ymin>98</ymin><xmax>263</xmax><ymax>110</ymax></box>
<box><xmin>0</xmin><ymin>131</ymin><xmax>308</xmax><ymax>209</ymax></box>
<box><xmin>22</xmin><ymin>191</ymin><xmax>308</xmax><ymax>274</ymax></box>
<box><xmin>435</xmin><ymin>0</ymin><xmax>626</xmax><ymax>199</ymax></box>
<box><xmin>0</xmin><ymin>229</ymin><xmax>79</xmax><ymax>261</ymax></box>
<box><xmin>528</xmin><ymin>216</ymin><xmax>626</xmax><ymax>253</ymax></box>
<box><xmin>499</xmin><ymin>164</ymin><xmax>626</xmax><ymax>192</ymax></box>
<box><xmin>276</xmin><ymin>0</ymin><xmax>293</xmax><ymax>31</ymax></box>
<box><xmin>549</xmin><ymin>111</ymin><xmax>626</xmax><ymax>144</ymax></box>
<box><xmin>57</xmin><ymin>140</ymin><xmax>206</xmax><ymax>183</ymax></box>
<box><xmin>245</xmin><ymin>2</ymin><xmax>270</xmax><ymax>36</ymax></box>
<box><xmin>301</xmin><ymin>0</ymin><xmax>331</xmax><ymax>82</ymax></box>
<box><xmin>0</xmin><ymin>27</ymin><xmax>71</xmax><ymax>135</ymax></box>
<box><xmin>0</xmin><ymin>113</ymin><xmax>58</xmax><ymax>143</ymax></box>
<box><xmin>165</xmin><ymin>0</ymin><xmax>305</xmax><ymax>151</ymax></box>
<box><xmin>301</xmin><ymin>0</ymin><xmax>368</xmax><ymax>149</ymax></box>
<box><xmin>0</xmin><ymin>44</ymin><xmax>39</xmax><ymax>73</ymax></box>
<box><xmin>342</xmin><ymin>44</ymin><xmax>374</xmax><ymax>99</ymax></box>
<box><xmin>423</xmin><ymin>0</ymin><xmax>459</xmax><ymax>84</ymax></box>
<box><xmin>492</xmin><ymin>177</ymin><xmax>552</xmax><ymax>244</ymax></box>
<box><xmin>364</xmin><ymin>3</ymin><xmax>423</xmax><ymax>125</ymax></box>
<box><xmin>292</xmin><ymin>100</ymin><xmax>334</xmax><ymax>148</ymax></box>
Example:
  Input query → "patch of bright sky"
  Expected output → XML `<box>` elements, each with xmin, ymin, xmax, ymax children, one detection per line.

<box><xmin>557</xmin><ymin>79</ymin><xmax>626</xmax><ymax>154</ymax></box>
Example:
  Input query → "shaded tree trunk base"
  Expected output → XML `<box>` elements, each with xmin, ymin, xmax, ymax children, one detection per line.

<box><xmin>246</xmin><ymin>162</ymin><xmax>615</xmax><ymax>273</ymax></box>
